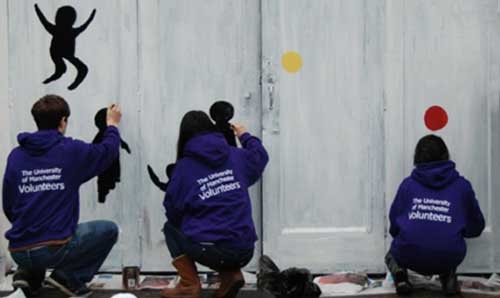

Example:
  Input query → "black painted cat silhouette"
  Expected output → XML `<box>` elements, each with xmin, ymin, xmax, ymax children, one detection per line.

<box><xmin>147</xmin><ymin>164</ymin><xmax>176</xmax><ymax>192</ymax></box>
<box><xmin>93</xmin><ymin>108</ymin><xmax>131</xmax><ymax>203</ymax></box>
<box><xmin>147</xmin><ymin>101</ymin><xmax>237</xmax><ymax>192</ymax></box>
<box><xmin>35</xmin><ymin>4</ymin><xmax>96</xmax><ymax>90</ymax></box>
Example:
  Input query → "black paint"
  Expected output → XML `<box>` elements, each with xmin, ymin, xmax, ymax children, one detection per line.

<box><xmin>92</xmin><ymin>108</ymin><xmax>131</xmax><ymax>203</ymax></box>
<box><xmin>209</xmin><ymin>101</ymin><xmax>237</xmax><ymax>147</ymax></box>
<box><xmin>34</xmin><ymin>4</ymin><xmax>96</xmax><ymax>90</ymax></box>
<box><xmin>147</xmin><ymin>101</ymin><xmax>238</xmax><ymax>192</ymax></box>
<box><xmin>147</xmin><ymin>164</ymin><xmax>176</xmax><ymax>192</ymax></box>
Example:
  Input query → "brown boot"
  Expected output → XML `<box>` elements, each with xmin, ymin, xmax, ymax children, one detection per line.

<box><xmin>213</xmin><ymin>270</ymin><xmax>245</xmax><ymax>298</ymax></box>
<box><xmin>161</xmin><ymin>255</ymin><xmax>201</xmax><ymax>298</ymax></box>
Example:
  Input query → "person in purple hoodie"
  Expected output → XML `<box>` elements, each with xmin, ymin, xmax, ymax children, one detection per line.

<box><xmin>387</xmin><ymin>135</ymin><xmax>485</xmax><ymax>296</ymax></box>
<box><xmin>160</xmin><ymin>111</ymin><xmax>268</xmax><ymax>298</ymax></box>
<box><xmin>3</xmin><ymin>95</ymin><xmax>123</xmax><ymax>297</ymax></box>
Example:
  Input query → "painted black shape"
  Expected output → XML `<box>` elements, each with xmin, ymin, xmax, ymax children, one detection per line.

<box><xmin>92</xmin><ymin>108</ymin><xmax>131</xmax><ymax>203</ymax></box>
<box><xmin>34</xmin><ymin>4</ymin><xmax>96</xmax><ymax>90</ymax></box>
<box><xmin>209</xmin><ymin>101</ymin><xmax>237</xmax><ymax>147</ymax></box>
<box><xmin>147</xmin><ymin>163</ymin><xmax>176</xmax><ymax>192</ymax></box>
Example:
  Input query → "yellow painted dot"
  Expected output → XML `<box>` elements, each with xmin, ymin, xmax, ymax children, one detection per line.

<box><xmin>282</xmin><ymin>51</ymin><xmax>302</xmax><ymax>73</ymax></box>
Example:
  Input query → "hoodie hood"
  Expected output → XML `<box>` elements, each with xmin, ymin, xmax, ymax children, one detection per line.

<box><xmin>411</xmin><ymin>160</ymin><xmax>459</xmax><ymax>189</ymax></box>
<box><xmin>184</xmin><ymin>132</ymin><xmax>230</xmax><ymax>167</ymax></box>
<box><xmin>17</xmin><ymin>130</ymin><xmax>64</xmax><ymax>156</ymax></box>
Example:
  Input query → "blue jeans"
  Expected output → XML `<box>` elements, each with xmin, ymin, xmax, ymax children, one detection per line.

<box><xmin>11</xmin><ymin>220</ymin><xmax>118</xmax><ymax>290</ymax></box>
<box><xmin>163</xmin><ymin>222</ymin><xmax>254</xmax><ymax>271</ymax></box>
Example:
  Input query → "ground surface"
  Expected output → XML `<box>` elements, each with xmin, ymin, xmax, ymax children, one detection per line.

<box><xmin>1</xmin><ymin>288</ymin><xmax>499</xmax><ymax>298</ymax></box>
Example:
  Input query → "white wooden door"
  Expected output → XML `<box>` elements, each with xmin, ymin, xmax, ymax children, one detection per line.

<box><xmin>3</xmin><ymin>0</ymin><xmax>262</xmax><ymax>271</ymax></box>
<box><xmin>261</xmin><ymin>0</ymin><xmax>387</xmax><ymax>272</ymax></box>
<box><xmin>5</xmin><ymin>0</ymin><xmax>141</xmax><ymax>270</ymax></box>
<box><xmin>136</xmin><ymin>0</ymin><xmax>262</xmax><ymax>271</ymax></box>
<box><xmin>385</xmin><ymin>0</ymin><xmax>500</xmax><ymax>273</ymax></box>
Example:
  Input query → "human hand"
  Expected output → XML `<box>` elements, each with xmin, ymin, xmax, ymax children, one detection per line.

<box><xmin>106</xmin><ymin>104</ymin><xmax>122</xmax><ymax>127</ymax></box>
<box><xmin>231</xmin><ymin>123</ymin><xmax>247</xmax><ymax>138</ymax></box>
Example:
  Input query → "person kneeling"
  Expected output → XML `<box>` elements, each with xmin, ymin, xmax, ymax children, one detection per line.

<box><xmin>161</xmin><ymin>111</ymin><xmax>269</xmax><ymax>298</ymax></box>
<box><xmin>386</xmin><ymin>135</ymin><xmax>485</xmax><ymax>296</ymax></box>
<box><xmin>3</xmin><ymin>95</ymin><xmax>123</xmax><ymax>297</ymax></box>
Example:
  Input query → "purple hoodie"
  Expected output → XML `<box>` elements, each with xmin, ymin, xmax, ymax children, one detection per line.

<box><xmin>164</xmin><ymin>132</ymin><xmax>268</xmax><ymax>249</ymax></box>
<box><xmin>389</xmin><ymin>160</ymin><xmax>485</xmax><ymax>274</ymax></box>
<box><xmin>3</xmin><ymin>127</ymin><xmax>120</xmax><ymax>249</ymax></box>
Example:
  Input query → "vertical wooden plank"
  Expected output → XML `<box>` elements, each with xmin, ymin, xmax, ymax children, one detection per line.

<box><xmin>383</xmin><ymin>0</ymin><xmax>406</xmax><ymax>260</ymax></box>
<box><xmin>137</xmin><ymin>0</ymin><xmax>262</xmax><ymax>271</ymax></box>
<box><xmin>113</xmin><ymin>0</ymin><xmax>141</xmax><ymax>269</ymax></box>
<box><xmin>488</xmin><ymin>0</ymin><xmax>500</xmax><ymax>272</ymax></box>
<box><xmin>6</xmin><ymin>0</ymin><xmax>140</xmax><ymax>270</ymax></box>
<box><xmin>0</xmin><ymin>0</ymin><xmax>13</xmax><ymax>270</ymax></box>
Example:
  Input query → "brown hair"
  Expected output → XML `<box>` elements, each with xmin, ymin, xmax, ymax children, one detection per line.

<box><xmin>31</xmin><ymin>95</ymin><xmax>71</xmax><ymax>130</ymax></box>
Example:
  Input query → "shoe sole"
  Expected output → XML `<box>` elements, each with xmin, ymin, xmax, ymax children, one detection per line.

<box><xmin>45</xmin><ymin>276</ymin><xmax>77</xmax><ymax>297</ymax></box>
<box><xmin>12</xmin><ymin>280</ymin><xmax>30</xmax><ymax>289</ymax></box>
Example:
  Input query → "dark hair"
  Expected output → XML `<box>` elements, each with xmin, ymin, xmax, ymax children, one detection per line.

<box><xmin>176</xmin><ymin>111</ymin><xmax>216</xmax><ymax>160</ymax></box>
<box><xmin>31</xmin><ymin>94</ymin><xmax>71</xmax><ymax>130</ymax></box>
<box><xmin>414</xmin><ymin>135</ymin><xmax>449</xmax><ymax>165</ymax></box>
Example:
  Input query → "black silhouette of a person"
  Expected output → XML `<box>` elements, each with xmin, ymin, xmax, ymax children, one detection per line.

<box><xmin>93</xmin><ymin>108</ymin><xmax>131</xmax><ymax>203</ymax></box>
<box><xmin>34</xmin><ymin>4</ymin><xmax>96</xmax><ymax>90</ymax></box>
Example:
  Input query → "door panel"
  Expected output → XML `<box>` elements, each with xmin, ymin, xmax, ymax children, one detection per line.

<box><xmin>261</xmin><ymin>0</ymin><xmax>386</xmax><ymax>272</ymax></box>
<box><xmin>137</xmin><ymin>0</ymin><xmax>262</xmax><ymax>271</ymax></box>
<box><xmin>6</xmin><ymin>0</ymin><xmax>140</xmax><ymax>270</ymax></box>
<box><xmin>386</xmin><ymin>0</ymin><xmax>500</xmax><ymax>272</ymax></box>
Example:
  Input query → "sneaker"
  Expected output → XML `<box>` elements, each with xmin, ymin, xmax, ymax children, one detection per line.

<box><xmin>12</xmin><ymin>269</ymin><xmax>44</xmax><ymax>297</ymax></box>
<box><xmin>46</xmin><ymin>272</ymin><xmax>93</xmax><ymax>297</ymax></box>
<box><xmin>12</xmin><ymin>270</ymin><xmax>30</xmax><ymax>290</ymax></box>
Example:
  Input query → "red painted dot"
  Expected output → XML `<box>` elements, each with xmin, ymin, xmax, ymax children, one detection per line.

<box><xmin>424</xmin><ymin>105</ymin><xmax>448</xmax><ymax>131</ymax></box>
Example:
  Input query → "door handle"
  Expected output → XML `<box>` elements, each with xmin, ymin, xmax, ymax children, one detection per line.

<box><xmin>266</xmin><ymin>75</ymin><xmax>275</xmax><ymax>111</ymax></box>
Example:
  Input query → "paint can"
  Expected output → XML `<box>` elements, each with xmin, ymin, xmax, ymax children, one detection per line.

<box><xmin>122</xmin><ymin>266</ymin><xmax>140</xmax><ymax>290</ymax></box>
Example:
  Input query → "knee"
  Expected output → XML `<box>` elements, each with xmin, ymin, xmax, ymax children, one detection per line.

<box><xmin>100</xmin><ymin>220</ymin><xmax>119</xmax><ymax>243</ymax></box>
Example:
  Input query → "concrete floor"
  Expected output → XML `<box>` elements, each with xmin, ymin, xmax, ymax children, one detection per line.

<box><xmin>1</xmin><ymin>288</ymin><xmax>499</xmax><ymax>298</ymax></box>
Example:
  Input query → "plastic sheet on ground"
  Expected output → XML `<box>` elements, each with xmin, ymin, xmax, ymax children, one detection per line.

<box><xmin>138</xmin><ymin>276</ymin><xmax>172</xmax><ymax>290</ymax></box>
<box><xmin>111</xmin><ymin>294</ymin><xmax>137</xmax><ymax>298</ymax></box>
<box><xmin>314</xmin><ymin>273</ymin><xmax>371</xmax><ymax>296</ymax></box>
<box><xmin>460</xmin><ymin>273</ymin><xmax>500</xmax><ymax>293</ymax></box>
<box><xmin>89</xmin><ymin>274</ymin><xmax>125</xmax><ymax>289</ymax></box>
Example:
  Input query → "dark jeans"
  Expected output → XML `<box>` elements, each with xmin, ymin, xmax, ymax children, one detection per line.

<box><xmin>11</xmin><ymin>220</ymin><xmax>119</xmax><ymax>290</ymax></box>
<box><xmin>163</xmin><ymin>222</ymin><xmax>254</xmax><ymax>271</ymax></box>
